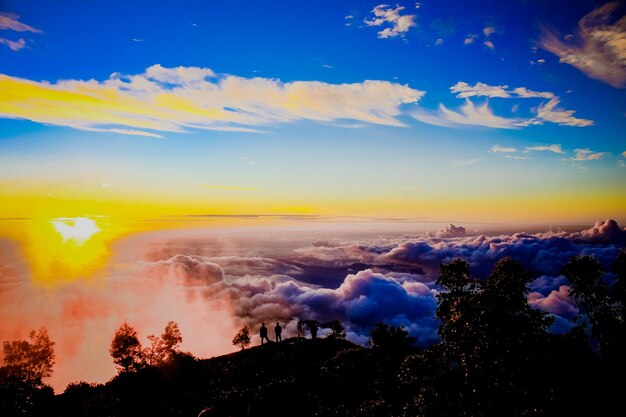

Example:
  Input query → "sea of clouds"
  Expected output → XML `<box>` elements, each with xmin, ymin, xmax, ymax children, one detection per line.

<box><xmin>0</xmin><ymin>219</ymin><xmax>624</xmax><ymax>391</ymax></box>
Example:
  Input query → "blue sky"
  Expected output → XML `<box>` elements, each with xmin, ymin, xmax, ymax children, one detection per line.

<box><xmin>0</xmin><ymin>0</ymin><xmax>625</xmax><ymax>224</ymax></box>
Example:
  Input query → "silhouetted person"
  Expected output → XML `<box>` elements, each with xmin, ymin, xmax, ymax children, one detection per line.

<box><xmin>260</xmin><ymin>322</ymin><xmax>270</xmax><ymax>345</ymax></box>
<box><xmin>275</xmin><ymin>322</ymin><xmax>282</xmax><ymax>342</ymax></box>
<box><xmin>308</xmin><ymin>320</ymin><xmax>319</xmax><ymax>339</ymax></box>
<box><xmin>297</xmin><ymin>320</ymin><xmax>304</xmax><ymax>338</ymax></box>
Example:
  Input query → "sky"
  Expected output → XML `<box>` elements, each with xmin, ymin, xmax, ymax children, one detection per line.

<box><xmin>0</xmin><ymin>0</ymin><xmax>625</xmax><ymax>392</ymax></box>
<box><xmin>0</xmin><ymin>0</ymin><xmax>624</xmax><ymax>224</ymax></box>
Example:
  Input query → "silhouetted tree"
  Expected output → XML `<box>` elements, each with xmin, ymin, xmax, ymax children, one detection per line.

<box><xmin>370</xmin><ymin>322</ymin><xmax>415</xmax><ymax>355</ymax></box>
<box><xmin>232</xmin><ymin>327</ymin><xmax>251</xmax><ymax>350</ymax></box>
<box><xmin>562</xmin><ymin>255</ymin><xmax>620</xmax><ymax>355</ymax></box>
<box><xmin>436</xmin><ymin>258</ymin><xmax>478</xmax><ymax>366</ymax></box>
<box><xmin>611</xmin><ymin>251</ymin><xmax>626</xmax><ymax>334</ymax></box>
<box><xmin>144</xmin><ymin>321</ymin><xmax>183</xmax><ymax>366</ymax></box>
<box><xmin>325</xmin><ymin>320</ymin><xmax>346</xmax><ymax>340</ymax></box>
<box><xmin>1</xmin><ymin>327</ymin><xmax>55</xmax><ymax>388</ymax></box>
<box><xmin>110</xmin><ymin>322</ymin><xmax>143</xmax><ymax>372</ymax></box>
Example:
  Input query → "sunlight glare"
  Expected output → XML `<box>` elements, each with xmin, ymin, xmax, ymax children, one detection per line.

<box><xmin>51</xmin><ymin>217</ymin><xmax>101</xmax><ymax>245</ymax></box>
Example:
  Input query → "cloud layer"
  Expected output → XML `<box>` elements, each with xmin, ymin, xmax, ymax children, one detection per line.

<box><xmin>0</xmin><ymin>65</ymin><xmax>424</xmax><ymax>137</ymax></box>
<box><xmin>2</xmin><ymin>220</ymin><xmax>624</xmax><ymax>392</ymax></box>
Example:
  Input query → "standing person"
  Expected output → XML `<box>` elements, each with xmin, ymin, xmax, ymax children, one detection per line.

<box><xmin>275</xmin><ymin>322</ymin><xmax>282</xmax><ymax>342</ymax></box>
<box><xmin>260</xmin><ymin>322</ymin><xmax>270</xmax><ymax>345</ymax></box>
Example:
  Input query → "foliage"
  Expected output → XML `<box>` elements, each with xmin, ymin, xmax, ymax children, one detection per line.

<box><xmin>109</xmin><ymin>322</ymin><xmax>143</xmax><ymax>373</ymax></box>
<box><xmin>562</xmin><ymin>255</ymin><xmax>622</xmax><ymax>355</ymax></box>
<box><xmin>370</xmin><ymin>322</ymin><xmax>415</xmax><ymax>355</ymax></box>
<box><xmin>1</xmin><ymin>327</ymin><xmax>55</xmax><ymax>388</ymax></box>
<box><xmin>326</xmin><ymin>320</ymin><xmax>347</xmax><ymax>340</ymax></box>
<box><xmin>232</xmin><ymin>327</ymin><xmax>251</xmax><ymax>350</ymax></box>
<box><xmin>144</xmin><ymin>321</ymin><xmax>183</xmax><ymax>366</ymax></box>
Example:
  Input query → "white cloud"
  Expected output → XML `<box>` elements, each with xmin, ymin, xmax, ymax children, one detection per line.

<box><xmin>540</xmin><ymin>1</ymin><xmax>626</xmax><ymax>88</ymax></box>
<box><xmin>505</xmin><ymin>155</ymin><xmax>530</xmax><ymax>160</ymax></box>
<box><xmin>0</xmin><ymin>65</ymin><xmax>426</xmax><ymax>137</ymax></box>
<box><xmin>524</xmin><ymin>144</ymin><xmax>564</xmax><ymax>154</ymax></box>
<box><xmin>489</xmin><ymin>145</ymin><xmax>518</xmax><ymax>153</ymax></box>
<box><xmin>483</xmin><ymin>26</ymin><xmax>496</xmax><ymax>37</ymax></box>
<box><xmin>0</xmin><ymin>12</ymin><xmax>42</xmax><ymax>33</ymax></box>
<box><xmin>435</xmin><ymin>38</ymin><xmax>444</xmax><ymax>46</ymax></box>
<box><xmin>413</xmin><ymin>100</ymin><xmax>519</xmax><ymax>129</ymax></box>
<box><xmin>536</xmin><ymin>98</ymin><xmax>594</xmax><ymax>127</ymax></box>
<box><xmin>364</xmin><ymin>5</ymin><xmax>416</xmax><ymax>39</ymax></box>
<box><xmin>512</xmin><ymin>87</ymin><xmax>554</xmax><ymax>99</ymax></box>
<box><xmin>450</xmin><ymin>81</ymin><xmax>510</xmax><ymax>98</ymax></box>
<box><xmin>484</xmin><ymin>40</ymin><xmax>495</xmax><ymax>49</ymax></box>
<box><xmin>573</xmin><ymin>148</ymin><xmax>606</xmax><ymax>160</ymax></box>
<box><xmin>416</xmin><ymin>82</ymin><xmax>592</xmax><ymax>129</ymax></box>
<box><xmin>0</xmin><ymin>36</ymin><xmax>25</xmax><ymax>51</ymax></box>
<box><xmin>464</xmin><ymin>34</ymin><xmax>478</xmax><ymax>45</ymax></box>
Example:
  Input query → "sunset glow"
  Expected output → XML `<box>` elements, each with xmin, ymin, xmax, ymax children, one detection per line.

<box><xmin>0</xmin><ymin>0</ymin><xmax>625</xmax><ymax>399</ymax></box>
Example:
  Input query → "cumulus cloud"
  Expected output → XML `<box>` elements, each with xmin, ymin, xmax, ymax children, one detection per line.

<box><xmin>572</xmin><ymin>148</ymin><xmax>606</xmax><ymax>160</ymax></box>
<box><xmin>483</xmin><ymin>40</ymin><xmax>495</xmax><ymax>50</ymax></box>
<box><xmin>571</xmin><ymin>219</ymin><xmax>626</xmax><ymax>244</ymax></box>
<box><xmin>0</xmin><ymin>65</ymin><xmax>425</xmax><ymax>137</ymax></box>
<box><xmin>528</xmin><ymin>286</ymin><xmax>578</xmax><ymax>319</ymax></box>
<box><xmin>540</xmin><ymin>1</ymin><xmax>626</xmax><ymax>88</ymax></box>
<box><xmin>483</xmin><ymin>26</ymin><xmax>496</xmax><ymax>37</ymax></box>
<box><xmin>364</xmin><ymin>5</ymin><xmax>417</xmax><ymax>39</ymax></box>
<box><xmin>436</xmin><ymin>224</ymin><xmax>467</xmax><ymax>238</ymax></box>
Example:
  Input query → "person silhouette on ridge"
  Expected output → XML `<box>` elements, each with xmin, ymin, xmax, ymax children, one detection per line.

<box><xmin>275</xmin><ymin>322</ymin><xmax>282</xmax><ymax>342</ymax></box>
<box><xmin>260</xmin><ymin>322</ymin><xmax>270</xmax><ymax>345</ymax></box>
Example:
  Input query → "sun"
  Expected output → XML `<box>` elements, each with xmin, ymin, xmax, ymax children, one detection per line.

<box><xmin>51</xmin><ymin>217</ymin><xmax>101</xmax><ymax>245</ymax></box>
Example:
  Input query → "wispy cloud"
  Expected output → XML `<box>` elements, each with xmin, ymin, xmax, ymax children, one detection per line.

<box><xmin>483</xmin><ymin>26</ymin><xmax>496</xmax><ymax>37</ymax></box>
<box><xmin>540</xmin><ymin>1</ymin><xmax>626</xmax><ymax>88</ymax></box>
<box><xmin>573</xmin><ymin>148</ymin><xmax>606</xmax><ymax>160</ymax></box>
<box><xmin>0</xmin><ymin>65</ymin><xmax>425</xmax><ymax>137</ymax></box>
<box><xmin>489</xmin><ymin>145</ymin><xmax>518</xmax><ymax>153</ymax></box>
<box><xmin>451</xmin><ymin>82</ymin><xmax>510</xmax><ymax>98</ymax></box>
<box><xmin>413</xmin><ymin>100</ymin><xmax>519</xmax><ymax>129</ymax></box>
<box><xmin>364</xmin><ymin>5</ymin><xmax>416</xmax><ymax>39</ymax></box>
<box><xmin>464</xmin><ymin>34</ymin><xmax>478</xmax><ymax>45</ymax></box>
<box><xmin>511</xmin><ymin>87</ymin><xmax>554</xmax><ymax>99</ymax></box>
<box><xmin>0</xmin><ymin>12</ymin><xmax>42</xmax><ymax>33</ymax></box>
<box><xmin>535</xmin><ymin>98</ymin><xmax>594</xmax><ymax>127</ymax></box>
<box><xmin>0</xmin><ymin>37</ymin><xmax>24</xmax><ymax>51</ymax></box>
<box><xmin>524</xmin><ymin>144</ymin><xmax>564</xmax><ymax>154</ymax></box>
<box><xmin>452</xmin><ymin>158</ymin><xmax>480</xmax><ymax>165</ymax></box>
<box><xmin>483</xmin><ymin>40</ymin><xmax>495</xmax><ymax>50</ymax></box>
<box><xmin>0</xmin><ymin>11</ymin><xmax>42</xmax><ymax>52</ymax></box>
<box><xmin>415</xmin><ymin>82</ymin><xmax>591</xmax><ymax>129</ymax></box>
